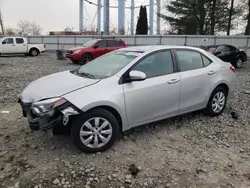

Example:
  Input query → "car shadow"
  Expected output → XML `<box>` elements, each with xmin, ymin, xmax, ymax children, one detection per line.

<box><xmin>0</xmin><ymin>55</ymin><xmax>28</xmax><ymax>58</ymax></box>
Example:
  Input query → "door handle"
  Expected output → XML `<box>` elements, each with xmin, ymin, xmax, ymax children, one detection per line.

<box><xmin>12</xmin><ymin>45</ymin><xmax>15</xmax><ymax>46</ymax></box>
<box><xmin>168</xmin><ymin>78</ymin><xmax>180</xmax><ymax>84</ymax></box>
<box><xmin>23</xmin><ymin>44</ymin><xmax>26</xmax><ymax>46</ymax></box>
<box><xmin>208</xmin><ymin>70</ymin><xmax>216</xmax><ymax>75</ymax></box>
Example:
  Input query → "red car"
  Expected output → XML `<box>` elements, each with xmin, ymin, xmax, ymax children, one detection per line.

<box><xmin>66</xmin><ymin>38</ymin><xmax>126</xmax><ymax>64</ymax></box>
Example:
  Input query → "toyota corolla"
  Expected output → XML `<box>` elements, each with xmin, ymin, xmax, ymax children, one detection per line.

<box><xmin>18</xmin><ymin>46</ymin><xmax>236</xmax><ymax>153</ymax></box>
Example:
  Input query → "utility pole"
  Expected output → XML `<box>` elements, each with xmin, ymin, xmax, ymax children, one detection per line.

<box><xmin>227</xmin><ymin>0</ymin><xmax>234</xmax><ymax>36</ymax></box>
<box><xmin>0</xmin><ymin>9</ymin><xmax>4</xmax><ymax>35</ymax></box>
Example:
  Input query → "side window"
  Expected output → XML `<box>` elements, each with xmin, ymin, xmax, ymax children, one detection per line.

<box><xmin>202</xmin><ymin>55</ymin><xmax>212</xmax><ymax>67</ymax></box>
<box><xmin>176</xmin><ymin>50</ymin><xmax>204</xmax><ymax>72</ymax></box>
<box><xmin>107</xmin><ymin>40</ymin><xmax>119</xmax><ymax>47</ymax></box>
<box><xmin>97</xmin><ymin>40</ymin><xmax>107</xmax><ymax>48</ymax></box>
<box><xmin>217</xmin><ymin>46</ymin><xmax>230</xmax><ymax>52</ymax></box>
<box><xmin>132</xmin><ymin>50</ymin><xmax>174</xmax><ymax>78</ymax></box>
<box><xmin>227</xmin><ymin>45</ymin><xmax>236</xmax><ymax>51</ymax></box>
<box><xmin>16</xmin><ymin>38</ymin><xmax>24</xmax><ymax>44</ymax></box>
<box><xmin>2</xmin><ymin>38</ymin><xmax>14</xmax><ymax>44</ymax></box>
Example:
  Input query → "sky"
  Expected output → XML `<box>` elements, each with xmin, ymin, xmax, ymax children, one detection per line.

<box><xmin>0</xmin><ymin>0</ymin><xmax>163</xmax><ymax>34</ymax></box>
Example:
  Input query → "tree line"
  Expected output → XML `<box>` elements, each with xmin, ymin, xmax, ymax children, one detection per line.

<box><xmin>136</xmin><ymin>0</ymin><xmax>250</xmax><ymax>35</ymax></box>
<box><xmin>4</xmin><ymin>20</ymin><xmax>42</xmax><ymax>36</ymax></box>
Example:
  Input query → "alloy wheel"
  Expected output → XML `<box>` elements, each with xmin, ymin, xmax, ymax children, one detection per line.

<box><xmin>236</xmin><ymin>59</ymin><xmax>243</xmax><ymax>68</ymax></box>
<box><xmin>212</xmin><ymin>91</ymin><xmax>225</xmax><ymax>113</ymax></box>
<box><xmin>79</xmin><ymin>117</ymin><xmax>112</xmax><ymax>148</ymax></box>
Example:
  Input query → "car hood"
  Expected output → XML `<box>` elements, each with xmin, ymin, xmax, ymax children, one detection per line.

<box><xmin>20</xmin><ymin>70</ymin><xmax>100</xmax><ymax>103</ymax></box>
<box><xmin>70</xmin><ymin>46</ymin><xmax>89</xmax><ymax>51</ymax></box>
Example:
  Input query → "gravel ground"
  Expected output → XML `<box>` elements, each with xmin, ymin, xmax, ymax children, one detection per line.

<box><xmin>0</xmin><ymin>53</ymin><xmax>250</xmax><ymax>188</ymax></box>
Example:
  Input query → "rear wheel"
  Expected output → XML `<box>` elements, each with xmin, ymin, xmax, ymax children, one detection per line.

<box><xmin>29</xmin><ymin>122</ymin><xmax>39</xmax><ymax>131</ymax></box>
<box><xmin>234</xmin><ymin>58</ymin><xmax>243</xmax><ymax>68</ymax></box>
<box><xmin>81</xmin><ymin>53</ymin><xmax>93</xmax><ymax>65</ymax></box>
<box><xmin>71</xmin><ymin>108</ymin><xmax>119</xmax><ymax>153</ymax></box>
<box><xmin>29</xmin><ymin>49</ymin><xmax>39</xmax><ymax>57</ymax></box>
<box><xmin>205</xmin><ymin>87</ymin><xmax>228</xmax><ymax>117</ymax></box>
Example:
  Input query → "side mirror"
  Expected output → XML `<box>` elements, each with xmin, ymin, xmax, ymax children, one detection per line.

<box><xmin>129</xmin><ymin>70</ymin><xmax>146</xmax><ymax>82</ymax></box>
<box><xmin>93</xmin><ymin>45</ymin><xmax>99</xmax><ymax>49</ymax></box>
<box><xmin>2</xmin><ymin>41</ymin><xmax>6</xmax><ymax>44</ymax></box>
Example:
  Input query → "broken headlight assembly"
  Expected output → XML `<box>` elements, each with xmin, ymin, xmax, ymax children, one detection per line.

<box><xmin>31</xmin><ymin>97</ymin><xmax>67</xmax><ymax>116</ymax></box>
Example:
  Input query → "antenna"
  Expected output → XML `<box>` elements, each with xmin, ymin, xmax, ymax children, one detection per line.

<box><xmin>0</xmin><ymin>9</ymin><xmax>4</xmax><ymax>35</ymax></box>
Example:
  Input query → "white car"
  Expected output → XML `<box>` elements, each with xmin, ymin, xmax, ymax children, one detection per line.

<box><xmin>0</xmin><ymin>37</ymin><xmax>46</xmax><ymax>56</ymax></box>
<box><xmin>19</xmin><ymin>46</ymin><xmax>236</xmax><ymax>153</ymax></box>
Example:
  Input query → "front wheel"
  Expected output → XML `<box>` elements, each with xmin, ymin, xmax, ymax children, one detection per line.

<box><xmin>71</xmin><ymin>108</ymin><xmax>119</xmax><ymax>153</ymax></box>
<box><xmin>204</xmin><ymin>87</ymin><xmax>228</xmax><ymax>117</ymax></box>
<box><xmin>81</xmin><ymin>53</ymin><xmax>93</xmax><ymax>65</ymax></box>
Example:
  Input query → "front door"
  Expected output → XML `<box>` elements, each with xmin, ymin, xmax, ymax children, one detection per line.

<box><xmin>123</xmin><ymin>50</ymin><xmax>180</xmax><ymax>127</ymax></box>
<box><xmin>174</xmin><ymin>49</ymin><xmax>219</xmax><ymax>113</ymax></box>
<box><xmin>1</xmin><ymin>38</ymin><xmax>16</xmax><ymax>53</ymax></box>
<box><xmin>92</xmin><ymin>40</ymin><xmax>108</xmax><ymax>58</ymax></box>
<box><xmin>15</xmin><ymin>38</ymin><xmax>27</xmax><ymax>53</ymax></box>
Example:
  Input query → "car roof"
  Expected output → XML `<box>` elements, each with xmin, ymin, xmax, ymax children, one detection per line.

<box><xmin>117</xmin><ymin>45</ymin><xmax>205</xmax><ymax>53</ymax></box>
<box><xmin>95</xmin><ymin>38</ymin><xmax>123</xmax><ymax>41</ymax></box>
<box><xmin>203</xmin><ymin>44</ymin><xmax>235</xmax><ymax>48</ymax></box>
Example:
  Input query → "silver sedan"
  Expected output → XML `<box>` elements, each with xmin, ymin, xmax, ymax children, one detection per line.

<box><xmin>19</xmin><ymin>46</ymin><xmax>236</xmax><ymax>153</ymax></box>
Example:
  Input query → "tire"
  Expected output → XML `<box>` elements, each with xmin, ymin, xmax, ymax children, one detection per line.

<box><xmin>72</xmin><ymin>61</ymin><xmax>79</xmax><ymax>64</ymax></box>
<box><xmin>71</xmin><ymin>108</ymin><xmax>119</xmax><ymax>153</ymax></box>
<box><xmin>80</xmin><ymin>53</ymin><xmax>93</xmax><ymax>65</ymax></box>
<box><xmin>204</xmin><ymin>87</ymin><xmax>228</xmax><ymax>117</ymax></box>
<box><xmin>29</xmin><ymin>122</ymin><xmax>39</xmax><ymax>131</ymax></box>
<box><xmin>234</xmin><ymin>58</ymin><xmax>243</xmax><ymax>68</ymax></box>
<box><xmin>29</xmin><ymin>48</ymin><xmax>39</xmax><ymax>57</ymax></box>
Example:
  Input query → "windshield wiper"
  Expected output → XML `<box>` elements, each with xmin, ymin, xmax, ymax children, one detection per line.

<box><xmin>70</xmin><ymin>69</ymin><xmax>95</xmax><ymax>79</ymax></box>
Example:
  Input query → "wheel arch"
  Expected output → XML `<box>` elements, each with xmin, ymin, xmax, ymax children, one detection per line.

<box><xmin>85</xmin><ymin>105</ymin><xmax>123</xmax><ymax>132</ymax></box>
<box><xmin>205</xmin><ymin>82</ymin><xmax>230</xmax><ymax>106</ymax></box>
<box><xmin>29</xmin><ymin>47</ymin><xmax>40</xmax><ymax>54</ymax></box>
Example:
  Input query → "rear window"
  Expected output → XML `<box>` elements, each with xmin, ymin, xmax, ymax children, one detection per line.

<box><xmin>107</xmin><ymin>40</ymin><xmax>122</xmax><ymax>47</ymax></box>
<box><xmin>16</xmin><ymin>38</ymin><xmax>24</xmax><ymax>44</ymax></box>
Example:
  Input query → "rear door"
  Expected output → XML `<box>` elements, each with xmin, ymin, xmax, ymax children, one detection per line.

<box><xmin>215</xmin><ymin>45</ymin><xmax>231</xmax><ymax>62</ymax></box>
<box><xmin>15</xmin><ymin>38</ymin><xmax>27</xmax><ymax>53</ymax></box>
<box><xmin>1</xmin><ymin>38</ymin><xmax>16</xmax><ymax>53</ymax></box>
<box><xmin>107</xmin><ymin>40</ymin><xmax>122</xmax><ymax>52</ymax></box>
<box><xmin>175</xmin><ymin>49</ymin><xmax>219</xmax><ymax>113</ymax></box>
<box><xmin>226</xmin><ymin>45</ymin><xmax>237</xmax><ymax>63</ymax></box>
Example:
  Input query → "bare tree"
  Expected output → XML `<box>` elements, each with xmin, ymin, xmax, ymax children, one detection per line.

<box><xmin>17</xmin><ymin>20</ymin><xmax>42</xmax><ymax>36</ymax></box>
<box><xmin>64</xmin><ymin>27</ymin><xmax>74</xmax><ymax>35</ymax></box>
<box><xmin>31</xmin><ymin>22</ymin><xmax>42</xmax><ymax>35</ymax></box>
<box><xmin>110</xmin><ymin>27</ymin><xmax>118</xmax><ymax>35</ymax></box>
<box><xmin>5</xmin><ymin>27</ymin><xmax>18</xmax><ymax>36</ymax></box>
<box><xmin>17</xmin><ymin>20</ymin><xmax>32</xmax><ymax>36</ymax></box>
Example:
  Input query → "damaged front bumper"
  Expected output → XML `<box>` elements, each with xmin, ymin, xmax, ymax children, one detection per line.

<box><xmin>18</xmin><ymin>99</ymin><xmax>80</xmax><ymax>131</ymax></box>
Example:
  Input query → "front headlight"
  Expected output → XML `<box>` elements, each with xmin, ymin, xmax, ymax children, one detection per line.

<box><xmin>73</xmin><ymin>50</ymin><xmax>81</xmax><ymax>54</ymax></box>
<box><xmin>31</xmin><ymin>97</ymin><xmax>67</xmax><ymax>114</ymax></box>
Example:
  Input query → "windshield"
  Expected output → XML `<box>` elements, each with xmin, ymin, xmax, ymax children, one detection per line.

<box><xmin>82</xmin><ymin>39</ymin><xmax>97</xmax><ymax>47</ymax></box>
<box><xmin>75</xmin><ymin>51</ymin><xmax>142</xmax><ymax>79</ymax></box>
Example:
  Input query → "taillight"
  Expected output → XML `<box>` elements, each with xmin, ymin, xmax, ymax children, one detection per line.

<box><xmin>44</xmin><ymin>44</ymin><xmax>46</xmax><ymax>49</ymax></box>
<box><xmin>230</xmin><ymin>66</ymin><xmax>235</xmax><ymax>73</ymax></box>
